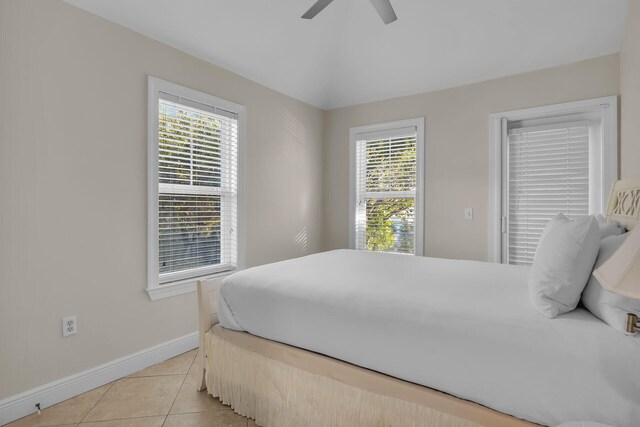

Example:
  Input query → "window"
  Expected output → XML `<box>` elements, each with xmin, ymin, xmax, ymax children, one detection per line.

<box><xmin>490</xmin><ymin>97</ymin><xmax>617</xmax><ymax>264</ymax></box>
<box><xmin>147</xmin><ymin>77</ymin><xmax>244</xmax><ymax>300</ymax></box>
<box><xmin>349</xmin><ymin>118</ymin><xmax>425</xmax><ymax>255</ymax></box>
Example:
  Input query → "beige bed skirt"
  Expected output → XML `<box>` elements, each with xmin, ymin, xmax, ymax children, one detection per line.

<box><xmin>204</xmin><ymin>325</ymin><xmax>538</xmax><ymax>427</ymax></box>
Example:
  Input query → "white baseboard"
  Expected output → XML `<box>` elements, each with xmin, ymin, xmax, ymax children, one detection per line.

<box><xmin>0</xmin><ymin>331</ymin><xmax>198</xmax><ymax>426</ymax></box>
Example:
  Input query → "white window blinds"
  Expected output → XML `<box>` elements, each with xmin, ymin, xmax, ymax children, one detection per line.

<box><xmin>506</xmin><ymin>121</ymin><xmax>591</xmax><ymax>265</ymax></box>
<box><xmin>355</xmin><ymin>127</ymin><xmax>417</xmax><ymax>254</ymax></box>
<box><xmin>157</xmin><ymin>93</ymin><xmax>238</xmax><ymax>285</ymax></box>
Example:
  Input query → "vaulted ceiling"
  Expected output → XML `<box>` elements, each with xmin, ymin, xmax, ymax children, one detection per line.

<box><xmin>64</xmin><ymin>0</ymin><xmax>628</xmax><ymax>109</ymax></box>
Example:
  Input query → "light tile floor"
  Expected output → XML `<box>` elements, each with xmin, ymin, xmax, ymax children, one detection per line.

<box><xmin>5</xmin><ymin>349</ymin><xmax>259</xmax><ymax>427</ymax></box>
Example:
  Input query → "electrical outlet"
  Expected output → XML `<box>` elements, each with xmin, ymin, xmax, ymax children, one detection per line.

<box><xmin>62</xmin><ymin>315</ymin><xmax>77</xmax><ymax>337</ymax></box>
<box><xmin>464</xmin><ymin>208</ymin><xmax>474</xmax><ymax>220</ymax></box>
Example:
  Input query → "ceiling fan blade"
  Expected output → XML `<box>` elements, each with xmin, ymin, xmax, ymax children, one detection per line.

<box><xmin>301</xmin><ymin>0</ymin><xmax>335</xmax><ymax>19</ymax></box>
<box><xmin>369</xmin><ymin>0</ymin><xmax>397</xmax><ymax>24</ymax></box>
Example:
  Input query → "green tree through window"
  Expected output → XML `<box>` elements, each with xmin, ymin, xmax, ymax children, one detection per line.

<box><xmin>356</xmin><ymin>135</ymin><xmax>417</xmax><ymax>254</ymax></box>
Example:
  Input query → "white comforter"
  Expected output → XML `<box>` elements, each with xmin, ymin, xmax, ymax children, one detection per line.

<box><xmin>219</xmin><ymin>250</ymin><xmax>640</xmax><ymax>427</ymax></box>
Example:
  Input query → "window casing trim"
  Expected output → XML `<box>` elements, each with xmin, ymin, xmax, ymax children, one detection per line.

<box><xmin>147</xmin><ymin>76</ymin><xmax>246</xmax><ymax>300</ymax></box>
<box><xmin>348</xmin><ymin>117</ymin><xmax>426</xmax><ymax>256</ymax></box>
<box><xmin>488</xmin><ymin>96</ymin><xmax>618</xmax><ymax>263</ymax></box>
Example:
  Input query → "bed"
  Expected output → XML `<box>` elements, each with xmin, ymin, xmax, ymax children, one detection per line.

<box><xmin>196</xmin><ymin>177</ymin><xmax>640</xmax><ymax>427</ymax></box>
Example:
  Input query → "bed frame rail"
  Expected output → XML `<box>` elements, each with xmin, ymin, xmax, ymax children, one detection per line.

<box><xmin>197</xmin><ymin>277</ymin><xmax>222</xmax><ymax>391</ymax></box>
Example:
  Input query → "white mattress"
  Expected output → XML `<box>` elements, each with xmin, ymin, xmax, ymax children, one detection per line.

<box><xmin>218</xmin><ymin>250</ymin><xmax>640</xmax><ymax>427</ymax></box>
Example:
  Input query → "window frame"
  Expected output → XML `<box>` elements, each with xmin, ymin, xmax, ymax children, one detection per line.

<box><xmin>489</xmin><ymin>96</ymin><xmax>618</xmax><ymax>264</ymax></box>
<box><xmin>147</xmin><ymin>76</ymin><xmax>246</xmax><ymax>301</ymax></box>
<box><xmin>348</xmin><ymin>117</ymin><xmax>426</xmax><ymax>256</ymax></box>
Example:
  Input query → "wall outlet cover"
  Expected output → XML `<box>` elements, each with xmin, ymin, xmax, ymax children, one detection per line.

<box><xmin>62</xmin><ymin>316</ymin><xmax>77</xmax><ymax>337</ymax></box>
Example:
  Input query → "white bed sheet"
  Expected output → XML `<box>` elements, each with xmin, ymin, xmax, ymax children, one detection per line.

<box><xmin>218</xmin><ymin>250</ymin><xmax>640</xmax><ymax>427</ymax></box>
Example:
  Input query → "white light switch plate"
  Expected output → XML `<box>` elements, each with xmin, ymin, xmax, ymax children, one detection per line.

<box><xmin>464</xmin><ymin>208</ymin><xmax>474</xmax><ymax>220</ymax></box>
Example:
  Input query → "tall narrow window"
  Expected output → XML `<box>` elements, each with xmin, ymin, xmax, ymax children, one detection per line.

<box><xmin>491</xmin><ymin>97</ymin><xmax>617</xmax><ymax>265</ymax></box>
<box><xmin>147</xmin><ymin>77</ymin><xmax>244</xmax><ymax>299</ymax></box>
<box><xmin>350</xmin><ymin>119</ymin><xmax>425</xmax><ymax>255</ymax></box>
<box><xmin>506</xmin><ymin>121</ymin><xmax>591</xmax><ymax>264</ymax></box>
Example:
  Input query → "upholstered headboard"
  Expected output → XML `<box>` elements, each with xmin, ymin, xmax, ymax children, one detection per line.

<box><xmin>605</xmin><ymin>176</ymin><xmax>640</xmax><ymax>231</ymax></box>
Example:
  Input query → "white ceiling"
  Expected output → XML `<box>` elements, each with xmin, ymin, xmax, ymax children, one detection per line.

<box><xmin>64</xmin><ymin>0</ymin><xmax>628</xmax><ymax>110</ymax></box>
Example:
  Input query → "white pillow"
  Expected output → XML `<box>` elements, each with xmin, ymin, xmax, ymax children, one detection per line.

<box><xmin>581</xmin><ymin>233</ymin><xmax>640</xmax><ymax>333</ymax></box>
<box><xmin>595</xmin><ymin>214</ymin><xmax>625</xmax><ymax>239</ymax></box>
<box><xmin>528</xmin><ymin>214</ymin><xmax>600</xmax><ymax>318</ymax></box>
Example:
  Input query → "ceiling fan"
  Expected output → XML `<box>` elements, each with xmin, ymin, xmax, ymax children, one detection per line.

<box><xmin>302</xmin><ymin>0</ymin><xmax>398</xmax><ymax>25</ymax></box>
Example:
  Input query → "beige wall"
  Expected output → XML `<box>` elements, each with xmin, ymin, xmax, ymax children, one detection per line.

<box><xmin>322</xmin><ymin>55</ymin><xmax>620</xmax><ymax>260</ymax></box>
<box><xmin>0</xmin><ymin>0</ymin><xmax>324</xmax><ymax>399</ymax></box>
<box><xmin>621</xmin><ymin>0</ymin><xmax>640</xmax><ymax>177</ymax></box>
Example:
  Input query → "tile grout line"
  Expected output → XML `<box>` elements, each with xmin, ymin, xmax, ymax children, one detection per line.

<box><xmin>82</xmin><ymin>414</ymin><xmax>170</xmax><ymax>423</ymax></box>
<box><xmin>166</xmin><ymin>373</ymin><xmax>189</xmax><ymax>418</ymax></box>
<box><xmin>78</xmin><ymin>350</ymin><xmax>196</xmax><ymax>426</ymax></box>
<box><xmin>78</xmin><ymin>414</ymin><xmax>169</xmax><ymax>425</ymax></box>
<box><xmin>4</xmin><ymin>383</ymin><xmax>116</xmax><ymax>427</ymax></box>
<box><xmin>127</xmin><ymin>373</ymin><xmax>188</xmax><ymax>378</ymax></box>
<box><xmin>78</xmin><ymin>375</ymin><xmax>187</xmax><ymax>426</ymax></box>
<box><xmin>76</xmin><ymin>381</ymin><xmax>115</xmax><ymax>425</ymax></box>
<box><xmin>6</xmin><ymin>352</ymin><xmax>199</xmax><ymax>427</ymax></box>
<box><xmin>185</xmin><ymin>349</ymin><xmax>198</xmax><ymax>375</ymax></box>
<box><xmin>162</xmin><ymin>350</ymin><xmax>198</xmax><ymax>426</ymax></box>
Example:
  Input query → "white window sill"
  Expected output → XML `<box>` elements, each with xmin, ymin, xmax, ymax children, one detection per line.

<box><xmin>146</xmin><ymin>271</ymin><xmax>234</xmax><ymax>301</ymax></box>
